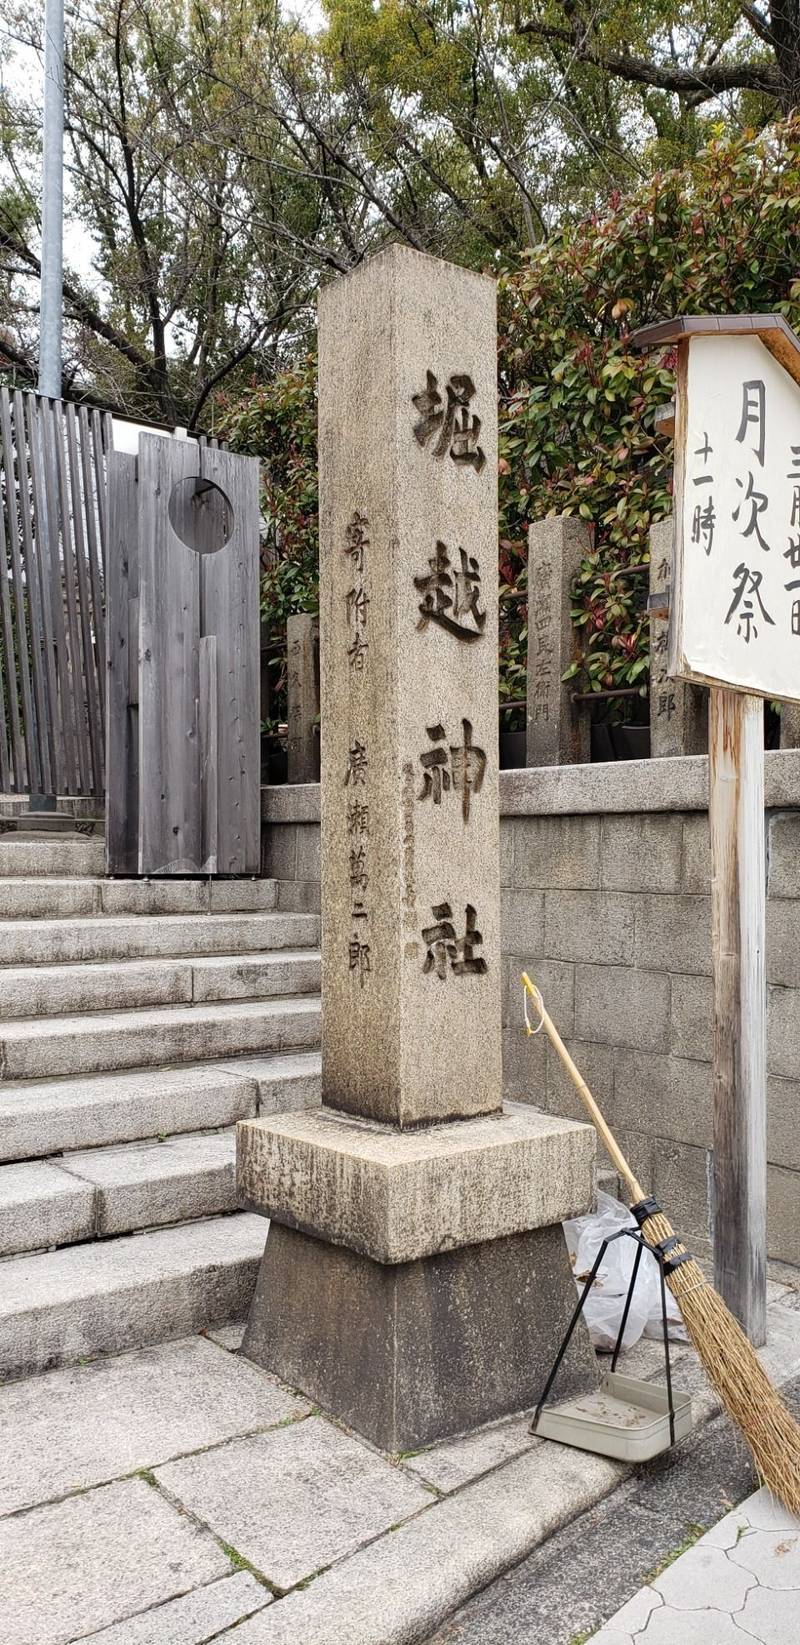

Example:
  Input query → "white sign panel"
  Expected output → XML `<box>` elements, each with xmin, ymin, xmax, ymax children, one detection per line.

<box><xmin>674</xmin><ymin>333</ymin><xmax>800</xmax><ymax>702</ymax></box>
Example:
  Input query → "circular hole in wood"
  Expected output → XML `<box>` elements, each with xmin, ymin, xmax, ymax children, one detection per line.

<box><xmin>168</xmin><ymin>476</ymin><xmax>234</xmax><ymax>554</ymax></box>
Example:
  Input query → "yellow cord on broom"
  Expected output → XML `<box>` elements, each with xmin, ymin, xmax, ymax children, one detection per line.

<box><xmin>521</xmin><ymin>971</ymin><xmax>800</xmax><ymax>1515</ymax></box>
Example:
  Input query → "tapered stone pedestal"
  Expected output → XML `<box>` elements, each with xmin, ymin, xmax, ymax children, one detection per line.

<box><xmin>238</xmin><ymin>1103</ymin><xmax>597</xmax><ymax>1451</ymax></box>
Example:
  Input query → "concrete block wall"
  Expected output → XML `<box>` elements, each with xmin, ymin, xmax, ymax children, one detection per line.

<box><xmin>262</xmin><ymin>750</ymin><xmax>800</xmax><ymax>1267</ymax></box>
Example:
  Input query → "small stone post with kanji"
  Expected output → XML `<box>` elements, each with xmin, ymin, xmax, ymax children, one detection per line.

<box><xmin>526</xmin><ymin>517</ymin><xmax>591</xmax><ymax>766</ymax></box>
<box><xmin>649</xmin><ymin>518</ymin><xmax>706</xmax><ymax>757</ymax></box>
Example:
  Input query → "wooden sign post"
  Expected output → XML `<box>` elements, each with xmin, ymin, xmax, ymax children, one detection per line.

<box><xmin>633</xmin><ymin>315</ymin><xmax>800</xmax><ymax>1345</ymax></box>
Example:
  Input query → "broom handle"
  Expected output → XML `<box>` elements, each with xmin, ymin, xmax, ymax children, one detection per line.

<box><xmin>521</xmin><ymin>971</ymin><xmax>646</xmax><ymax>1205</ymax></box>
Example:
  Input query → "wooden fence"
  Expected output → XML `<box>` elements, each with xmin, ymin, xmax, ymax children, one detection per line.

<box><xmin>0</xmin><ymin>390</ymin><xmax>112</xmax><ymax>800</ymax></box>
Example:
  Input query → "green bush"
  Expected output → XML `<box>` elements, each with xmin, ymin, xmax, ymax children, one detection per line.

<box><xmin>499</xmin><ymin>115</ymin><xmax>800</xmax><ymax>696</ymax></box>
<box><xmin>220</xmin><ymin>116</ymin><xmax>800</xmax><ymax>710</ymax></box>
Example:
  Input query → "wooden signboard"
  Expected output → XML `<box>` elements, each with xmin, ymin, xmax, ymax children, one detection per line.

<box><xmin>631</xmin><ymin>315</ymin><xmax>800</xmax><ymax>1346</ymax></box>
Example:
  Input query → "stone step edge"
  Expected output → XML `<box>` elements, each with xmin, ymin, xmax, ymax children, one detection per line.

<box><xmin>0</xmin><ymin>1211</ymin><xmax>267</xmax><ymax>1381</ymax></box>
<box><xmin>0</xmin><ymin>1130</ymin><xmax>241</xmax><ymax>1259</ymax></box>
<box><xmin>0</xmin><ymin>1049</ymin><xmax>322</xmax><ymax>1164</ymax></box>
<box><xmin>0</xmin><ymin>950</ymin><xmax>322</xmax><ymax>1022</ymax></box>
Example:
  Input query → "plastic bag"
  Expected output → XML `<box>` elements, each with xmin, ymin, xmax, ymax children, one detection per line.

<box><xmin>563</xmin><ymin>1190</ymin><xmax>689</xmax><ymax>1352</ymax></box>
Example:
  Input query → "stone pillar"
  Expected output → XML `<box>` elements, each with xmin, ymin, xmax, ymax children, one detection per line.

<box><xmin>526</xmin><ymin>518</ymin><xmax>591</xmax><ymax>766</ymax></box>
<box><xmin>649</xmin><ymin>518</ymin><xmax>707</xmax><ymax>757</ymax></box>
<box><xmin>779</xmin><ymin>703</ymin><xmax>800</xmax><ymax>748</ymax></box>
<box><xmin>237</xmin><ymin>246</ymin><xmax>596</xmax><ymax>1453</ymax></box>
<box><xmin>286</xmin><ymin>613</ymin><xmax>319</xmax><ymax>783</ymax></box>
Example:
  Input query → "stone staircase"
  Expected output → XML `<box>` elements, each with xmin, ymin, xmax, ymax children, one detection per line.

<box><xmin>0</xmin><ymin>831</ymin><xmax>322</xmax><ymax>1381</ymax></box>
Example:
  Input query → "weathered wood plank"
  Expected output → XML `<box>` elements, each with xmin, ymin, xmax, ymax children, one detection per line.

<box><xmin>79</xmin><ymin>405</ymin><xmax>107</xmax><ymax>718</ymax></box>
<box><xmin>105</xmin><ymin>451</ymin><xmax>139</xmax><ymax>873</ymax></box>
<box><xmin>0</xmin><ymin>434</ymin><xmax>23</xmax><ymax>789</ymax></box>
<box><xmin>0</xmin><ymin>389</ymin><xmax>37</xmax><ymax>793</ymax></box>
<box><xmin>36</xmin><ymin>393</ymin><xmax>79</xmax><ymax>792</ymax></box>
<box><xmin>64</xmin><ymin>402</ymin><xmax>104</xmax><ymax>794</ymax></box>
<box><xmin>709</xmin><ymin>685</ymin><xmax>767</xmax><ymax>1346</ymax></box>
<box><xmin>199</xmin><ymin>633</ymin><xmax>218</xmax><ymax>872</ymax></box>
<box><xmin>16</xmin><ymin>391</ymin><xmax>55</xmax><ymax>795</ymax></box>
<box><xmin>51</xmin><ymin>400</ymin><xmax>91</xmax><ymax>793</ymax></box>
<box><xmin>198</xmin><ymin>444</ymin><xmax>260</xmax><ymax>872</ymax></box>
<box><xmin>137</xmin><ymin>435</ymin><xmax>202</xmax><ymax>874</ymax></box>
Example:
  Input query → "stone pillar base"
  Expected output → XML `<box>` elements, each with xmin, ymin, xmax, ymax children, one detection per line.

<box><xmin>237</xmin><ymin>1101</ymin><xmax>597</xmax><ymax>1452</ymax></box>
<box><xmin>242</xmin><ymin>1220</ymin><xmax>596</xmax><ymax>1453</ymax></box>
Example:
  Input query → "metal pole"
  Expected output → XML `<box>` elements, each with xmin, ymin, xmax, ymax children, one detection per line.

<box><xmin>39</xmin><ymin>0</ymin><xmax>64</xmax><ymax>400</ymax></box>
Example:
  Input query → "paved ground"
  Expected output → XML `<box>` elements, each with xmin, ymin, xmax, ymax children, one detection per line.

<box><xmin>3</xmin><ymin>1280</ymin><xmax>800</xmax><ymax>1645</ymax></box>
<box><xmin>589</xmin><ymin>1484</ymin><xmax>800</xmax><ymax>1645</ymax></box>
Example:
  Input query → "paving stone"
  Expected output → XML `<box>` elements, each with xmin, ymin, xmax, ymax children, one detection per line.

<box><xmin>737</xmin><ymin>1582</ymin><xmax>800</xmax><ymax>1643</ymax></box>
<box><xmin>0</xmin><ymin>1159</ymin><xmax>95</xmax><ymax>1255</ymax></box>
<box><xmin>403</xmin><ymin>1413</ymin><xmax>538</xmax><ymax>1493</ymax></box>
<box><xmin>100</xmin><ymin>879</ymin><xmax>209</xmax><ymax>914</ymax></box>
<box><xmin>606</xmin><ymin>1586</ymin><xmax>662</xmax><ymax>1632</ymax></box>
<box><xmin>155</xmin><ymin>1416</ymin><xmax>433</xmax><ymax>1590</ymax></box>
<box><xmin>0</xmin><ymin>1212</ymin><xmax>266</xmax><ymax>1378</ymax></box>
<box><xmin>744</xmin><ymin>1486</ymin><xmax>800</xmax><ymax>1532</ymax></box>
<box><xmin>215</xmin><ymin>1444</ymin><xmax>623</xmax><ymax>1644</ymax></box>
<box><xmin>768</xmin><ymin>812</ymin><xmax>800</xmax><ymax>898</ymax></box>
<box><xmin>634</xmin><ymin>1609</ymin><xmax>744</xmax><ymax>1644</ymax></box>
<box><xmin>0</xmin><ymin>876</ymin><xmax>100</xmax><ymax>918</ymax></box>
<box><xmin>64</xmin><ymin>1131</ymin><xmax>237</xmax><ymax>1234</ymax></box>
<box><xmin>0</xmin><ymin>1476</ymin><xmax>230</xmax><ymax>1645</ymax></box>
<box><xmin>729</xmin><ymin>1525</ymin><xmax>800</xmax><ymax>1588</ymax></box>
<box><xmin>652</xmin><ymin>1543</ymin><xmax>751</xmax><ymax>1611</ymax></box>
<box><xmin>0</xmin><ymin>1332</ymin><xmax>309</xmax><ymax>1516</ymax></box>
<box><xmin>79</xmin><ymin>1572</ymin><xmax>272</xmax><ymax>1645</ymax></box>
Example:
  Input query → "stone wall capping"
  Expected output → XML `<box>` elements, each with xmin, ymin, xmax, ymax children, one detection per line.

<box><xmin>237</xmin><ymin>1101</ymin><xmax>595</xmax><ymax>1266</ymax></box>
<box><xmin>263</xmin><ymin>750</ymin><xmax>800</xmax><ymax>825</ymax></box>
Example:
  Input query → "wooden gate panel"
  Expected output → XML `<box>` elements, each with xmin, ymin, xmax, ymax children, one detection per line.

<box><xmin>138</xmin><ymin>435</ymin><xmax>203</xmax><ymax>874</ymax></box>
<box><xmin>0</xmin><ymin>389</ymin><xmax>110</xmax><ymax>801</ymax></box>
<box><xmin>109</xmin><ymin>434</ymin><xmax>260</xmax><ymax>876</ymax></box>
<box><xmin>198</xmin><ymin>445</ymin><xmax>260</xmax><ymax>874</ymax></box>
<box><xmin>105</xmin><ymin>451</ymin><xmax>138</xmax><ymax>874</ymax></box>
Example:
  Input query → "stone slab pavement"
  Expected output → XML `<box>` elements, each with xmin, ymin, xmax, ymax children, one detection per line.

<box><xmin>2</xmin><ymin>1278</ymin><xmax>800</xmax><ymax>1645</ymax></box>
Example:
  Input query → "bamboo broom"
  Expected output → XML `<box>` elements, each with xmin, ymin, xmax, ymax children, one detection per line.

<box><xmin>521</xmin><ymin>971</ymin><xmax>800</xmax><ymax>1514</ymax></box>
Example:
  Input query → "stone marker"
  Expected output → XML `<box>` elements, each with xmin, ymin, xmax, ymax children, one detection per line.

<box><xmin>649</xmin><ymin>517</ymin><xmax>706</xmax><ymax>757</ymax></box>
<box><xmin>238</xmin><ymin>245</ymin><xmax>596</xmax><ymax>1452</ymax></box>
<box><xmin>286</xmin><ymin>614</ymin><xmax>319</xmax><ymax>784</ymax></box>
<box><xmin>526</xmin><ymin>518</ymin><xmax>591</xmax><ymax>766</ymax></box>
<box><xmin>779</xmin><ymin>702</ymin><xmax>800</xmax><ymax>748</ymax></box>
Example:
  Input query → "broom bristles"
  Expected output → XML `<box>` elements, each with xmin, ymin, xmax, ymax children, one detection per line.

<box><xmin>640</xmin><ymin>1209</ymin><xmax>800</xmax><ymax>1515</ymax></box>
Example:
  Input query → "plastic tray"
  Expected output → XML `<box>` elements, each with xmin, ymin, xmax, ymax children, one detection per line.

<box><xmin>533</xmin><ymin>1371</ymin><xmax>694</xmax><ymax>1463</ymax></box>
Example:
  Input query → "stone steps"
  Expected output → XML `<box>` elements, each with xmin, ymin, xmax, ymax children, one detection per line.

<box><xmin>0</xmin><ymin>875</ymin><xmax>285</xmax><ymax>920</ymax></box>
<box><xmin>0</xmin><ymin>994</ymin><xmax>321</xmax><ymax>1081</ymax></box>
<box><xmin>0</xmin><ymin>1050</ymin><xmax>322</xmax><ymax>1162</ymax></box>
<box><xmin>0</xmin><ymin>909</ymin><xmax>318</xmax><ymax>965</ymax></box>
<box><xmin>0</xmin><ymin>832</ymin><xmax>321</xmax><ymax>1374</ymax></box>
<box><xmin>0</xmin><ymin>949</ymin><xmax>321</xmax><ymax>1019</ymax></box>
<box><xmin>0</xmin><ymin>1130</ymin><xmax>240</xmax><ymax>1255</ymax></box>
<box><xmin>0</xmin><ymin>1212</ymin><xmax>267</xmax><ymax>1380</ymax></box>
<box><xmin>0</xmin><ymin>836</ymin><xmax>106</xmax><ymax>876</ymax></box>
